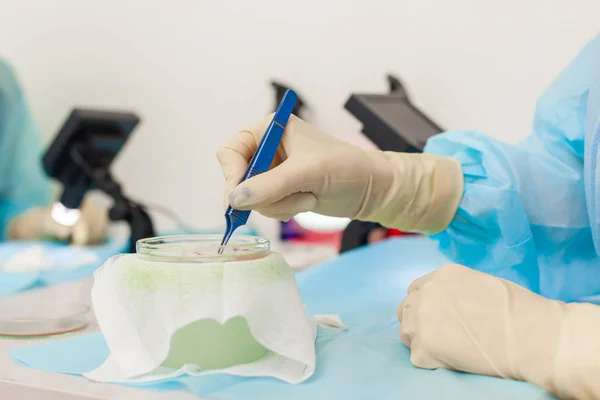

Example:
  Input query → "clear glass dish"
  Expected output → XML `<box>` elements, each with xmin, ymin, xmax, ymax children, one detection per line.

<box><xmin>0</xmin><ymin>301</ymin><xmax>89</xmax><ymax>338</ymax></box>
<box><xmin>136</xmin><ymin>234</ymin><xmax>270</xmax><ymax>263</ymax></box>
<box><xmin>131</xmin><ymin>234</ymin><xmax>275</xmax><ymax>369</ymax></box>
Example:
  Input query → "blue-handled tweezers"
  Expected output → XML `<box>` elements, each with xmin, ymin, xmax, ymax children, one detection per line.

<box><xmin>219</xmin><ymin>89</ymin><xmax>298</xmax><ymax>251</ymax></box>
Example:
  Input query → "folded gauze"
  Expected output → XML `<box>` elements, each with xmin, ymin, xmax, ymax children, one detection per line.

<box><xmin>85</xmin><ymin>252</ymin><xmax>342</xmax><ymax>384</ymax></box>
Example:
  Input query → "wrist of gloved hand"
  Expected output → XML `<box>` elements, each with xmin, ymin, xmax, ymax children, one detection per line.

<box><xmin>505</xmin><ymin>292</ymin><xmax>566</xmax><ymax>392</ymax></box>
<box><xmin>357</xmin><ymin>151</ymin><xmax>464</xmax><ymax>234</ymax></box>
<box><xmin>551</xmin><ymin>302</ymin><xmax>600</xmax><ymax>400</ymax></box>
<box><xmin>515</xmin><ymin>300</ymin><xmax>600</xmax><ymax>399</ymax></box>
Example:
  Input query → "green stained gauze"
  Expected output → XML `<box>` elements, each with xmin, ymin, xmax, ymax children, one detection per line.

<box><xmin>117</xmin><ymin>257</ymin><xmax>226</xmax><ymax>293</ymax></box>
<box><xmin>117</xmin><ymin>253</ymin><xmax>293</xmax><ymax>294</ymax></box>
<box><xmin>88</xmin><ymin>235</ymin><xmax>317</xmax><ymax>384</ymax></box>
<box><xmin>161</xmin><ymin>317</ymin><xmax>268</xmax><ymax>369</ymax></box>
<box><xmin>111</xmin><ymin>253</ymin><xmax>291</xmax><ymax>369</ymax></box>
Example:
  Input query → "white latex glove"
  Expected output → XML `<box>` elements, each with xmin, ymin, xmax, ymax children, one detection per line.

<box><xmin>398</xmin><ymin>264</ymin><xmax>600</xmax><ymax>400</ymax></box>
<box><xmin>7</xmin><ymin>197</ymin><xmax>108</xmax><ymax>246</ymax></box>
<box><xmin>217</xmin><ymin>115</ymin><xmax>463</xmax><ymax>234</ymax></box>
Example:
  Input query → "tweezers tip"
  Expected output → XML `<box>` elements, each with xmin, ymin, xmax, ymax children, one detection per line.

<box><xmin>218</xmin><ymin>230</ymin><xmax>233</xmax><ymax>255</ymax></box>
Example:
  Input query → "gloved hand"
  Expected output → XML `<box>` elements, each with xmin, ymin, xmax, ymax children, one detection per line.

<box><xmin>398</xmin><ymin>264</ymin><xmax>600</xmax><ymax>400</ymax></box>
<box><xmin>217</xmin><ymin>115</ymin><xmax>463</xmax><ymax>234</ymax></box>
<box><xmin>7</xmin><ymin>197</ymin><xmax>108</xmax><ymax>246</ymax></box>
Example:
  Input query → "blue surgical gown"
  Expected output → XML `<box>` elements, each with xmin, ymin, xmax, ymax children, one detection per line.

<box><xmin>425</xmin><ymin>32</ymin><xmax>600</xmax><ymax>303</ymax></box>
<box><xmin>0</xmin><ymin>59</ymin><xmax>51</xmax><ymax>239</ymax></box>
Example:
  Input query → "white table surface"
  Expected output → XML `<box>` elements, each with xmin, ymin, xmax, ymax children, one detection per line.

<box><xmin>0</xmin><ymin>241</ymin><xmax>338</xmax><ymax>399</ymax></box>
<box><xmin>0</xmin><ymin>279</ymin><xmax>198</xmax><ymax>400</ymax></box>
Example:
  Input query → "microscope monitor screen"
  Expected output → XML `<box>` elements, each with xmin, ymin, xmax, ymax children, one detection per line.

<box><xmin>43</xmin><ymin>108</ymin><xmax>140</xmax><ymax>209</ymax></box>
<box><xmin>345</xmin><ymin>94</ymin><xmax>442</xmax><ymax>153</ymax></box>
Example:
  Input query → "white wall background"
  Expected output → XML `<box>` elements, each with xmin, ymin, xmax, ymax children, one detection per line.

<box><xmin>0</xmin><ymin>0</ymin><xmax>598</xmax><ymax>230</ymax></box>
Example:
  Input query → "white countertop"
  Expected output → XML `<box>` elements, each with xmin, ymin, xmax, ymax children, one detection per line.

<box><xmin>0</xmin><ymin>279</ymin><xmax>198</xmax><ymax>400</ymax></box>
<box><xmin>0</xmin><ymin>241</ymin><xmax>337</xmax><ymax>399</ymax></box>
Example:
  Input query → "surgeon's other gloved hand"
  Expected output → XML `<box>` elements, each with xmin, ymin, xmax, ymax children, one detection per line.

<box><xmin>399</xmin><ymin>264</ymin><xmax>600</xmax><ymax>400</ymax></box>
<box><xmin>8</xmin><ymin>197</ymin><xmax>108</xmax><ymax>246</ymax></box>
<box><xmin>217</xmin><ymin>115</ymin><xmax>463</xmax><ymax>234</ymax></box>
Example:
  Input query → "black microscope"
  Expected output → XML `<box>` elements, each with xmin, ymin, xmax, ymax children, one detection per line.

<box><xmin>43</xmin><ymin>108</ymin><xmax>155</xmax><ymax>253</ymax></box>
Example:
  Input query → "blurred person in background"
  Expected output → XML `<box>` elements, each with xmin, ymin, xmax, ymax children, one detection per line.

<box><xmin>0</xmin><ymin>58</ymin><xmax>106</xmax><ymax>245</ymax></box>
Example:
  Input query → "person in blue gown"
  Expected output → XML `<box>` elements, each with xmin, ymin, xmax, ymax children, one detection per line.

<box><xmin>0</xmin><ymin>58</ymin><xmax>106</xmax><ymax>245</ymax></box>
<box><xmin>217</xmin><ymin>32</ymin><xmax>600</xmax><ymax>398</ymax></box>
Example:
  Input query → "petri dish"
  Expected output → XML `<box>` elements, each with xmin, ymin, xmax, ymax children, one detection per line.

<box><xmin>0</xmin><ymin>301</ymin><xmax>90</xmax><ymax>338</ymax></box>
<box><xmin>133</xmin><ymin>235</ymin><xmax>274</xmax><ymax>369</ymax></box>
<box><xmin>136</xmin><ymin>234</ymin><xmax>270</xmax><ymax>263</ymax></box>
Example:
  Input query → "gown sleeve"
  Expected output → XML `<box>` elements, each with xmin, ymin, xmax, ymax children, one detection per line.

<box><xmin>424</xmin><ymin>33</ymin><xmax>600</xmax><ymax>301</ymax></box>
